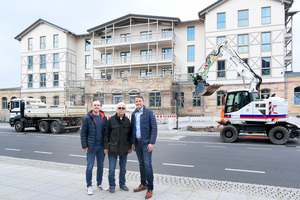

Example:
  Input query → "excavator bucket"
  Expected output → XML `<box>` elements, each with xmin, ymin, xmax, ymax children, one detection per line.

<box><xmin>195</xmin><ymin>82</ymin><xmax>222</xmax><ymax>96</ymax></box>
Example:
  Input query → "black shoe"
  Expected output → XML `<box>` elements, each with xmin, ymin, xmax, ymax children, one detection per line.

<box><xmin>109</xmin><ymin>186</ymin><xmax>115</xmax><ymax>193</ymax></box>
<box><xmin>120</xmin><ymin>185</ymin><xmax>129</xmax><ymax>191</ymax></box>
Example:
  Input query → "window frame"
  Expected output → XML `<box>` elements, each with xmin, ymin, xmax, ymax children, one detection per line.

<box><xmin>28</xmin><ymin>56</ymin><xmax>33</xmax><ymax>70</ymax></box>
<box><xmin>40</xmin><ymin>73</ymin><xmax>46</xmax><ymax>87</ymax></box>
<box><xmin>149</xmin><ymin>92</ymin><xmax>161</xmax><ymax>107</ymax></box>
<box><xmin>294</xmin><ymin>87</ymin><xmax>300</xmax><ymax>105</ymax></box>
<box><xmin>217</xmin><ymin>91</ymin><xmax>226</xmax><ymax>106</ymax></box>
<box><xmin>2</xmin><ymin>97</ymin><xmax>8</xmax><ymax>109</ymax></box>
<box><xmin>53</xmin><ymin>34</ymin><xmax>59</xmax><ymax>48</ymax></box>
<box><xmin>217</xmin><ymin>36</ymin><xmax>226</xmax><ymax>45</ymax></box>
<box><xmin>85</xmin><ymin>39</ymin><xmax>91</xmax><ymax>51</ymax></box>
<box><xmin>41</xmin><ymin>96</ymin><xmax>46</xmax><ymax>104</ymax></box>
<box><xmin>187</xmin><ymin>45</ymin><xmax>195</xmax><ymax>62</ymax></box>
<box><xmin>28</xmin><ymin>38</ymin><xmax>33</xmax><ymax>51</ymax></box>
<box><xmin>262</xmin><ymin>57</ymin><xmax>271</xmax><ymax>76</ymax></box>
<box><xmin>238</xmin><ymin>34</ymin><xmax>249</xmax><ymax>53</ymax></box>
<box><xmin>217</xmin><ymin>13</ymin><xmax>226</xmax><ymax>29</ymax></box>
<box><xmin>262</xmin><ymin>32</ymin><xmax>271</xmax><ymax>51</ymax></box>
<box><xmin>85</xmin><ymin>55</ymin><xmax>91</xmax><ymax>69</ymax></box>
<box><xmin>53</xmin><ymin>53</ymin><xmax>59</xmax><ymax>68</ymax></box>
<box><xmin>40</xmin><ymin>55</ymin><xmax>46</xmax><ymax>69</ymax></box>
<box><xmin>238</xmin><ymin>9</ymin><xmax>249</xmax><ymax>27</ymax></box>
<box><xmin>54</xmin><ymin>96</ymin><xmax>59</xmax><ymax>105</ymax></box>
<box><xmin>187</xmin><ymin>26</ymin><xmax>195</xmax><ymax>41</ymax></box>
<box><xmin>193</xmin><ymin>92</ymin><xmax>201</xmax><ymax>107</ymax></box>
<box><xmin>262</xmin><ymin>7</ymin><xmax>271</xmax><ymax>24</ymax></box>
<box><xmin>40</xmin><ymin>36</ymin><xmax>46</xmax><ymax>49</ymax></box>
<box><xmin>53</xmin><ymin>72</ymin><xmax>59</xmax><ymax>87</ymax></box>
<box><xmin>217</xmin><ymin>60</ymin><xmax>226</xmax><ymax>78</ymax></box>
<box><xmin>28</xmin><ymin>74</ymin><xmax>33</xmax><ymax>88</ymax></box>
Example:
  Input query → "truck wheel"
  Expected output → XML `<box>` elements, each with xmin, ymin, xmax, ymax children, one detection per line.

<box><xmin>50</xmin><ymin>121</ymin><xmax>61</xmax><ymax>134</ymax></box>
<box><xmin>220</xmin><ymin>125</ymin><xmax>238</xmax><ymax>143</ymax></box>
<box><xmin>15</xmin><ymin>121</ymin><xmax>24</xmax><ymax>132</ymax></box>
<box><xmin>268</xmin><ymin>126</ymin><xmax>289</xmax><ymax>145</ymax></box>
<box><xmin>39</xmin><ymin>121</ymin><xmax>49</xmax><ymax>133</ymax></box>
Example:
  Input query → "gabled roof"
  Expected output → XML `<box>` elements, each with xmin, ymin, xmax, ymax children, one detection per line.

<box><xmin>14</xmin><ymin>18</ymin><xmax>77</xmax><ymax>41</ymax></box>
<box><xmin>198</xmin><ymin>0</ymin><xmax>294</xmax><ymax>19</ymax></box>
<box><xmin>87</xmin><ymin>14</ymin><xmax>181</xmax><ymax>34</ymax></box>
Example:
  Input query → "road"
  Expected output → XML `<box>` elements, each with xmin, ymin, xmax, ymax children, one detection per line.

<box><xmin>1</xmin><ymin>123</ymin><xmax>300</xmax><ymax>189</ymax></box>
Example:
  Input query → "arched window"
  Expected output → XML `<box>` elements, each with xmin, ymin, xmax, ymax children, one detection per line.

<box><xmin>2</xmin><ymin>97</ymin><xmax>8</xmax><ymax>109</ymax></box>
<box><xmin>260</xmin><ymin>89</ymin><xmax>270</xmax><ymax>99</ymax></box>
<box><xmin>11</xmin><ymin>96</ymin><xmax>17</xmax><ymax>100</ymax></box>
<box><xmin>54</xmin><ymin>96</ymin><xmax>59</xmax><ymax>105</ymax></box>
<box><xmin>41</xmin><ymin>96</ymin><xmax>46</xmax><ymax>104</ymax></box>
<box><xmin>217</xmin><ymin>91</ymin><xmax>226</xmax><ymax>106</ymax></box>
<box><xmin>294</xmin><ymin>87</ymin><xmax>300</xmax><ymax>105</ymax></box>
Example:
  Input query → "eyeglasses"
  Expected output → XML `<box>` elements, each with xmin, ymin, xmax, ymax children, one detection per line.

<box><xmin>118</xmin><ymin>107</ymin><xmax>125</xmax><ymax>110</ymax></box>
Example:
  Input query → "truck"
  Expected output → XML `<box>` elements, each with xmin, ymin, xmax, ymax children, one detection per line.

<box><xmin>192</xmin><ymin>40</ymin><xmax>300</xmax><ymax>145</ymax></box>
<box><xmin>8</xmin><ymin>98</ymin><xmax>87</xmax><ymax>134</ymax></box>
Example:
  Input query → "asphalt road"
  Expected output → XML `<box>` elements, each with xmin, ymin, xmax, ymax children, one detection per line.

<box><xmin>1</xmin><ymin>124</ymin><xmax>300</xmax><ymax>189</ymax></box>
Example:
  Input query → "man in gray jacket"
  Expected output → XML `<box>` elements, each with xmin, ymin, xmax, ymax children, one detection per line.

<box><xmin>104</xmin><ymin>102</ymin><xmax>132</xmax><ymax>193</ymax></box>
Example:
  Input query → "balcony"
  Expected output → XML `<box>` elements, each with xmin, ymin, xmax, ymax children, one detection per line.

<box><xmin>93</xmin><ymin>31</ymin><xmax>175</xmax><ymax>51</ymax></box>
<box><xmin>94</xmin><ymin>53</ymin><xmax>175</xmax><ymax>69</ymax></box>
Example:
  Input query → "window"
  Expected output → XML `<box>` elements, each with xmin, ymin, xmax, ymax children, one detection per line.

<box><xmin>162</xmin><ymin>29</ymin><xmax>172</xmax><ymax>38</ymax></box>
<box><xmin>85</xmin><ymin>39</ymin><xmax>91</xmax><ymax>51</ymax></box>
<box><xmin>140</xmin><ymin>50</ymin><xmax>152</xmax><ymax>61</ymax></box>
<box><xmin>121</xmin><ymin>52</ymin><xmax>130</xmax><ymax>63</ymax></box>
<box><xmin>262</xmin><ymin>7</ymin><xmax>271</xmax><ymax>24</ymax></box>
<box><xmin>140</xmin><ymin>69</ymin><xmax>152</xmax><ymax>77</ymax></box>
<box><xmin>162</xmin><ymin>68</ymin><xmax>172</xmax><ymax>75</ymax></box>
<box><xmin>162</xmin><ymin>48</ymin><xmax>173</xmax><ymax>60</ymax></box>
<box><xmin>261</xmin><ymin>89</ymin><xmax>270</xmax><ymax>99</ymax></box>
<box><xmin>262</xmin><ymin>32</ymin><xmax>271</xmax><ymax>51</ymax></box>
<box><xmin>53</xmin><ymin>53</ymin><xmax>59</xmax><ymax>68</ymax></box>
<box><xmin>149</xmin><ymin>92</ymin><xmax>161</xmax><ymax>107</ymax></box>
<box><xmin>193</xmin><ymin>92</ymin><xmax>201</xmax><ymax>107</ymax></box>
<box><xmin>262</xmin><ymin>57</ymin><xmax>270</xmax><ymax>76</ymax></box>
<box><xmin>238</xmin><ymin>10</ymin><xmax>248</xmax><ymax>26</ymax></box>
<box><xmin>217</xmin><ymin>13</ymin><xmax>226</xmax><ymax>29</ymax></box>
<box><xmin>2</xmin><ymin>97</ymin><xmax>7</xmax><ymax>109</ymax></box>
<box><xmin>187</xmin><ymin>27</ymin><xmax>195</xmax><ymax>40</ymax></box>
<box><xmin>28</xmin><ymin>56</ymin><xmax>33</xmax><ymax>70</ymax></box>
<box><xmin>40</xmin><ymin>36</ymin><xmax>46</xmax><ymax>49</ymax></box>
<box><xmin>54</xmin><ymin>96</ymin><xmax>59</xmax><ymax>105</ymax></box>
<box><xmin>225</xmin><ymin>91</ymin><xmax>249</xmax><ymax>113</ymax></box>
<box><xmin>28</xmin><ymin>74</ymin><xmax>33</xmax><ymax>88</ymax></box>
<box><xmin>40</xmin><ymin>55</ymin><xmax>46</xmax><ymax>69</ymax></box>
<box><xmin>101</xmin><ymin>36</ymin><xmax>111</xmax><ymax>44</ymax></box>
<box><xmin>53</xmin><ymin>34</ymin><xmax>59</xmax><ymax>48</ymax></box>
<box><xmin>217</xmin><ymin>91</ymin><xmax>226</xmax><ymax>106</ymax></box>
<box><xmin>294</xmin><ymin>87</ymin><xmax>300</xmax><ymax>105</ymax></box>
<box><xmin>217</xmin><ymin>36</ymin><xmax>225</xmax><ymax>45</ymax></box>
<box><xmin>41</xmin><ymin>96</ymin><xmax>46</xmax><ymax>104</ymax></box>
<box><xmin>121</xmin><ymin>33</ymin><xmax>131</xmax><ymax>43</ymax></box>
<box><xmin>187</xmin><ymin>46</ymin><xmax>195</xmax><ymax>61</ymax></box>
<box><xmin>53</xmin><ymin>72</ymin><xmax>59</xmax><ymax>86</ymax></box>
<box><xmin>101</xmin><ymin>72</ymin><xmax>111</xmax><ymax>80</ymax></box>
<box><xmin>28</xmin><ymin>38</ymin><xmax>33</xmax><ymax>50</ymax></box>
<box><xmin>101</xmin><ymin>53</ymin><xmax>112</xmax><ymax>64</ymax></box>
<box><xmin>129</xmin><ymin>93</ymin><xmax>140</xmax><ymax>104</ymax></box>
<box><xmin>238</xmin><ymin>34</ymin><xmax>248</xmax><ymax>53</ymax></box>
<box><xmin>112</xmin><ymin>94</ymin><xmax>122</xmax><ymax>104</ymax></box>
<box><xmin>140</xmin><ymin>31</ymin><xmax>152</xmax><ymax>40</ymax></box>
<box><xmin>188</xmin><ymin>66</ymin><xmax>195</xmax><ymax>74</ymax></box>
<box><xmin>85</xmin><ymin>55</ymin><xmax>91</xmax><ymax>69</ymax></box>
<box><xmin>217</xmin><ymin>61</ymin><xmax>225</xmax><ymax>78</ymax></box>
<box><xmin>94</xmin><ymin>94</ymin><xmax>104</xmax><ymax>105</ymax></box>
<box><xmin>85</xmin><ymin>73</ymin><xmax>91</xmax><ymax>78</ymax></box>
<box><xmin>40</xmin><ymin>73</ymin><xmax>46</xmax><ymax>87</ymax></box>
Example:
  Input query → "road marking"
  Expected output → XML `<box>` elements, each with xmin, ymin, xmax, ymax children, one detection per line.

<box><xmin>163</xmin><ymin>163</ymin><xmax>194</xmax><ymax>168</ymax></box>
<box><xmin>225</xmin><ymin>168</ymin><xmax>265</xmax><ymax>174</ymax></box>
<box><xmin>205</xmin><ymin>145</ymin><xmax>227</xmax><ymax>148</ymax></box>
<box><xmin>167</xmin><ymin>143</ymin><xmax>187</xmax><ymax>146</ymax></box>
<box><xmin>69</xmin><ymin>154</ymin><xmax>85</xmax><ymax>158</ymax></box>
<box><xmin>5</xmin><ymin>148</ymin><xmax>20</xmax><ymax>151</ymax></box>
<box><xmin>34</xmin><ymin>151</ymin><xmax>53</xmax><ymax>155</ymax></box>
<box><xmin>127</xmin><ymin>160</ymin><xmax>138</xmax><ymax>163</ymax></box>
<box><xmin>247</xmin><ymin>147</ymin><xmax>272</xmax><ymax>150</ymax></box>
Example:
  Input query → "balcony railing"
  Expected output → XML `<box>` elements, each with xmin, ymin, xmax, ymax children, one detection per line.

<box><xmin>94</xmin><ymin>53</ymin><xmax>174</xmax><ymax>67</ymax></box>
<box><xmin>94</xmin><ymin>31</ymin><xmax>175</xmax><ymax>47</ymax></box>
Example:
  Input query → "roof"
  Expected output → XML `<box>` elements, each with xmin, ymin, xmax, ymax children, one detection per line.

<box><xmin>198</xmin><ymin>0</ymin><xmax>294</xmax><ymax>19</ymax></box>
<box><xmin>14</xmin><ymin>19</ymin><xmax>77</xmax><ymax>41</ymax></box>
<box><xmin>87</xmin><ymin>14</ymin><xmax>181</xmax><ymax>34</ymax></box>
<box><xmin>0</xmin><ymin>87</ymin><xmax>21</xmax><ymax>91</ymax></box>
<box><xmin>285</xmin><ymin>71</ymin><xmax>300</xmax><ymax>77</ymax></box>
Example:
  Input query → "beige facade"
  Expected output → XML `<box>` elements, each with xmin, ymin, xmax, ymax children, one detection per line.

<box><xmin>0</xmin><ymin>88</ymin><xmax>20</xmax><ymax>121</ymax></box>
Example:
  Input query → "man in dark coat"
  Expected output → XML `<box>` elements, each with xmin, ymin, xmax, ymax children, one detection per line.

<box><xmin>80</xmin><ymin>99</ymin><xmax>107</xmax><ymax>195</ymax></box>
<box><xmin>104</xmin><ymin>102</ymin><xmax>132</xmax><ymax>193</ymax></box>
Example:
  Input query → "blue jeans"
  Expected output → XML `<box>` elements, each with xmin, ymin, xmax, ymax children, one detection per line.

<box><xmin>108</xmin><ymin>154</ymin><xmax>127</xmax><ymax>187</ymax></box>
<box><xmin>135</xmin><ymin>140</ymin><xmax>154</xmax><ymax>190</ymax></box>
<box><xmin>86</xmin><ymin>146</ymin><xmax>105</xmax><ymax>187</ymax></box>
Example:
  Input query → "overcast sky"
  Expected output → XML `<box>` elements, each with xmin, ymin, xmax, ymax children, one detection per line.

<box><xmin>0</xmin><ymin>0</ymin><xmax>299</xmax><ymax>88</ymax></box>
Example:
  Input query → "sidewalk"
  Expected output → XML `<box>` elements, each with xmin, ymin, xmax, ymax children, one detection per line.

<box><xmin>0</xmin><ymin>156</ymin><xmax>299</xmax><ymax>200</ymax></box>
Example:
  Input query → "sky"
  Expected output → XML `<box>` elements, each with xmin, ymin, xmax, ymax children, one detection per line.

<box><xmin>0</xmin><ymin>0</ymin><xmax>299</xmax><ymax>88</ymax></box>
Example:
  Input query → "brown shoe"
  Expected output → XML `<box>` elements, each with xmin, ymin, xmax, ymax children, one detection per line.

<box><xmin>145</xmin><ymin>190</ymin><xmax>153</xmax><ymax>199</ymax></box>
<box><xmin>133</xmin><ymin>184</ymin><xmax>147</xmax><ymax>192</ymax></box>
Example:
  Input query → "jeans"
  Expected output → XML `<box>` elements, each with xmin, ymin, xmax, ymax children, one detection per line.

<box><xmin>135</xmin><ymin>140</ymin><xmax>154</xmax><ymax>190</ymax></box>
<box><xmin>108</xmin><ymin>154</ymin><xmax>127</xmax><ymax>187</ymax></box>
<box><xmin>86</xmin><ymin>146</ymin><xmax>105</xmax><ymax>187</ymax></box>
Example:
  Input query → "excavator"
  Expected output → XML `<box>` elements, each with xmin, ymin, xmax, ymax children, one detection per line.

<box><xmin>192</xmin><ymin>40</ymin><xmax>300</xmax><ymax>145</ymax></box>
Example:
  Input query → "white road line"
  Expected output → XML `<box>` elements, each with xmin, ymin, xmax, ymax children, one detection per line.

<box><xmin>167</xmin><ymin>143</ymin><xmax>187</xmax><ymax>146</ymax></box>
<box><xmin>5</xmin><ymin>148</ymin><xmax>20</xmax><ymax>151</ymax></box>
<box><xmin>127</xmin><ymin>160</ymin><xmax>138</xmax><ymax>163</ymax></box>
<box><xmin>69</xmin><ymin>154</ymin><xmax>85</xmax><ymax>158</ymax></box>
<box><xmin>205</xmin><ymin>145</ymin><xmax>227</xmax><ymax>148</ymax></box>
<box><xmin>247</xmin><ymin>147</ymin><xmax>272</xmax><ymax>150</ymax></box>
<box><xmin>225</xmin><ymin>168</ymin><xmax>265</xmax><ymax>174</ymax></box>
<box><xmin>163</xmin><ymin>163</ymin><xmax>194</xmax><ymax>168</ymax></box>
<box><xmin>34</xmin><ymin>151</ymin><xmax>53</xmax><ymax>155</ymax></box>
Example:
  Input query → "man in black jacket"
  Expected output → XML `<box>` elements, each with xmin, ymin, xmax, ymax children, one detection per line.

<box><xmin>80</xmin><ymin>99</ymin><xmax>107</xmax><ymax>195</ymax></box>
<box><xmin>104</xmin><ymin>102</ymin><xmax>132</xmax><ymax>193</ymax></box>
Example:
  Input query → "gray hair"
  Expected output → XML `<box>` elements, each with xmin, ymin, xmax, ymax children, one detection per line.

<box><xmin>116</xmin><ymin>102</ymin><xmax>126</xmax><ymax>110</ymax></box>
